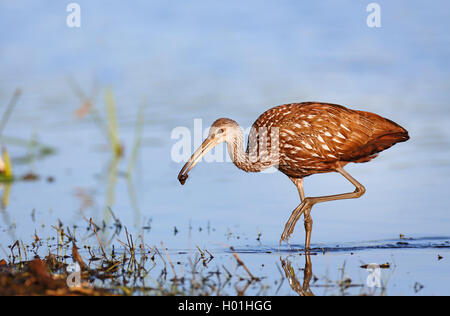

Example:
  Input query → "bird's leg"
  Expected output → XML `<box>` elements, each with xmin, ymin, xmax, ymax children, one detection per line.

<box><xmin>289</xmin><ymin>177</ymin><xmax>305</xmax><ymax>201</ymax></box>
<box><xmin>281</xmin><ymin>166</ymin><xmax>366</xmax><ymax>247</ymax></box>
<box><xmin>280</xmin><ymin>200</ymin><xmax>313</xmax><ymax>245</ymax></box>
<box><xmin>283</xmin><ymin>177</ymin><xmax>312</xmax><ymax>248</ymax></box>
<box><xmin>304</xmin><ymin>210</ymin><xmax>313</xmax><ymax>250</ymax></box>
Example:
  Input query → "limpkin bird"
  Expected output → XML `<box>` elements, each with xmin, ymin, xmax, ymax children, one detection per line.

<box><xmin>178</xmin><ymin>102</ymin><xmax>409</xmax><ymax>249</ymax></box>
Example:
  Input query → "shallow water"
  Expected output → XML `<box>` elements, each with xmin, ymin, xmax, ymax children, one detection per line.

<box><xmin>0</xmin><ymin>1</ymin><xmax>449</xmax><ymax>295</ymax></box>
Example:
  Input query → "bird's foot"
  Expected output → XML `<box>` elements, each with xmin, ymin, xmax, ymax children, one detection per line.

<box><xmin>280</xmin><ymin>199</ymin><xmax>313</xmax><ymax>245</ymax></box>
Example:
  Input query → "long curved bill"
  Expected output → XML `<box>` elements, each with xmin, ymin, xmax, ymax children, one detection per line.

<box><xmin>177</xmin><ymin>136</ymin><xmax>218</xmax><ymax>185</ymax></box>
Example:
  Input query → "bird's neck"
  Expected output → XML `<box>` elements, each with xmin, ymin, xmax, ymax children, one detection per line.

<box><xmin>226</xmin><ymin>126</ymin><xmax>274</xmax><ymax>173</ymax></box>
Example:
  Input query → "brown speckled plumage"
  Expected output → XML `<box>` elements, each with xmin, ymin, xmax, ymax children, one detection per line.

<box><xmin>248</xmin><ymin>102</ymin><xmax>409</xmax><ymax>178</ymax></box>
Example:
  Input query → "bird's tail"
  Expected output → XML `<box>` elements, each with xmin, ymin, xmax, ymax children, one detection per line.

<box><xmin>364</xmin><ymin>125</ymin><xmax>409</xmax><ymax>160</ymax></box>
<box><xmin>364</xmin><ymin>111</ymin><xmax>410</xmax><ymax>147</ymax></box>
<box><xmin>349</xmin><ymin>113</ymin><xmax>409</xmax><ymax>163</ymax></box>
<box><xmin>380</xmin><ymin>118</ymin><xmax>410</xmax><ymax>144</ymax></box>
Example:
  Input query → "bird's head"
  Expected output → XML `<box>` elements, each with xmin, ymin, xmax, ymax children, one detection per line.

<box><xmin>177</xmin><ymin>118</ymin><xmax>238</xmax><ymax>185</ymax></box>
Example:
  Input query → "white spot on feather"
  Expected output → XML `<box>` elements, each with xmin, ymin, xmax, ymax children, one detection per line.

<box><xmin>322</xmin><ymin>144</ymin><xmax>331</xmax><ymax>151</ymax></box>
<box><xmin>284</xmin><ymin>129</ymin><xmax>297</xmax><ymax>136</ymax></box>
<box><xmin>317</xmin><ymin>135</ymin><xmax>325</xmax><ymax>143</ymax></box>
<box><xmin>340</xmin><ymin>124</ymin><xmax>351</xmax><ymax>132</ymax></box>
<box><xmin>301</xmin><ymin>141</ymin><xmax>313</xmax><ymax>150</ymax></box>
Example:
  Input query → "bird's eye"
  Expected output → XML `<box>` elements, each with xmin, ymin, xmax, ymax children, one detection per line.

<box><xmin>218</xmin><ymin>129</ymin><xmax>224</xmax><ymax>134</ymax></box>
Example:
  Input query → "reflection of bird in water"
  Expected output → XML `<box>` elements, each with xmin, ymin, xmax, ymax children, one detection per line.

<box><xmin>178</xmin><ymin>102</ymin><xmax>409</xmax><ymax>249</ymax></box>
<box><xmin>280</xmin><ymin>255</ymin><xmax>314</xmax><ymax>296</ymax></box>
